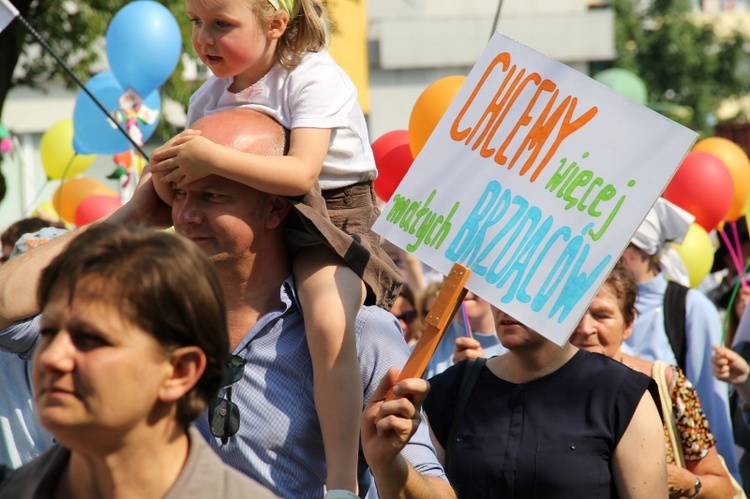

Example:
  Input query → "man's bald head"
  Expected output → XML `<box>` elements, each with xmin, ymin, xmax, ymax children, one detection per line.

<box><xmin>191</xmin><ymin>108</ymin><xmax>287</xmax><ymax>157</ymax></box>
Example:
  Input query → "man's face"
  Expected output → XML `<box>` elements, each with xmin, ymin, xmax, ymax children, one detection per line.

<box><xmin>618</xmin><ymin>244</ymin><xmax>651</xmax><ymax>282</ymax></box>
<box><xmin>171</xmin><ymin>175</ymin><xmax>267</xmax><ymax>265</ymax></box>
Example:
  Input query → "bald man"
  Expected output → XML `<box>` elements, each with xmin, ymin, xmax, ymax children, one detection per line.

<box><xmin>0</xmin><ymin>108</ymin><xmax>453</xmax><ymax>499</ymax></box>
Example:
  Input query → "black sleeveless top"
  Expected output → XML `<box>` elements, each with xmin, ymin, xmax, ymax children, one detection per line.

<box><xmin>424</xmin><ymin>349</ymin><xmax>656</xmax><ymax>498</ymax></box>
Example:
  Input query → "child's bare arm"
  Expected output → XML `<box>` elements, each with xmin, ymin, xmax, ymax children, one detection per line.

<box><xmin>150</xmin><ymin>127</ymin><xmax>331</xmax><ymax>196</ymax></box>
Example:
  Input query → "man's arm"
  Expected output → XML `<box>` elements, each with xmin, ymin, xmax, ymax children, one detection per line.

<box><xmin>0</xmin><ymin>170</ymin><xmax>171</xmax><ymax>330</ymax></box>
<box><xmin>361</xmin><ymin>367</ymin><xmax>456</xmax><ymax>499</ymax></box>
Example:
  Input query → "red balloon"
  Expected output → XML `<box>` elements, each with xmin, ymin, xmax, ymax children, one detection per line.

<box><xmin>372</xmin><ymin>130</ymin><xmax>413</xmax><ymax>202</ymax></box>
<box><xmin>74</xmin><ymin>194</ymin><xmax>123</xmax><ymax>227</ymax></box>
<box><xmin>663</xmin><ymin>151</ymin><xmax>733</xmax><ymax>231</ymax></box>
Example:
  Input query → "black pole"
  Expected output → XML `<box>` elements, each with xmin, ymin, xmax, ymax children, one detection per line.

<box><xmin>490</xmin><ymin>0</ymin><xmax>504</xmax><ymax>41</ymax></box>
<box><xmin>15</xmin><ymin>15</ymin><xmax>150</xmax><ymax>160</ymax></box>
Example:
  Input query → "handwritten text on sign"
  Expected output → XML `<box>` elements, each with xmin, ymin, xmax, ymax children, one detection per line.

<box><xmin>374</xmin><ymin>33</ymin><xmax>696</xmax><ymax>345</ymax></box>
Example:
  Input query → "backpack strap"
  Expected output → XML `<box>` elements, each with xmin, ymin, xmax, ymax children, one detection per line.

<box><xmin>663</xmin><ymin>280</ymin><xmax>689</xmax><ymax>371</ymax></box>
<box><xmin>445</xmin><ymin>357</ymin><xmax>487</xmax><ymax>469</ymax></box>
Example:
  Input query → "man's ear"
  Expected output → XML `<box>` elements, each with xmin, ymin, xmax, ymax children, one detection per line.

<box><xmin>268</xmin><ymin>11</ymin><xmax>289</xmax><ymax>41</ymax></box>
<box><xmin>159</xmin><ymin>346</ymin><xmax>206</xmax><ymax>404</ymax></box>
<box><xmin>266</xmin><ymin>195</ymin><xmax>291</xmax><ymax>229</ymax></box>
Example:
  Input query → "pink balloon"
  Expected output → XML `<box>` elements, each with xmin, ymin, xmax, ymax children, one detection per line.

<box><xmin>663</xmin><ymin>151</ymin><xmax>733</xmax><ymax>231</ymax></box>
<box><xmin>74</xmin><ymin>195</ymin><xmax>122</xmax><ymax>227</ymax></box>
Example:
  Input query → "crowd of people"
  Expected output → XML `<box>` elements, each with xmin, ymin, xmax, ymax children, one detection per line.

<box><xmin>3</xmin><ymin>0</ymin><xmax>750</xmax><ymax>497</ymax></box>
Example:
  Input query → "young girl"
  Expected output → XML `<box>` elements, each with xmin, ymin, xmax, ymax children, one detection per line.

<box><xmin>149</xmin><ymin>0</ymin><xmax>402</xmax><ymax>495</ymax></box>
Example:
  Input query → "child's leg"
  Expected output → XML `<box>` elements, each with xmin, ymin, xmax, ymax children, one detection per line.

<box><xmin>294</xmin><ymin>245</ymin><xmax>365</xmax><ymax>494</ymax></box>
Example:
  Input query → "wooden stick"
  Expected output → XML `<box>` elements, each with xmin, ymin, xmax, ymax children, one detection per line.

<box><xmin>385</xmin><ymin>263</ymin><xmax>470</xmax><ymax>401</ymax></box>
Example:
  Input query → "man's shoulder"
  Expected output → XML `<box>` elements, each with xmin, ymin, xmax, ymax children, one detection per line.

<box><xmin>355</xmin><ymin>304</ymin><xmax>398</xmax><ymax>325</ymax></box>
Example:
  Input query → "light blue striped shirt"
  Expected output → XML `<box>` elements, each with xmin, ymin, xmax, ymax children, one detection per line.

<box><xmin>189</xmin><ymin>277</ymin><xmax>447</xmax><ymax>497</ymax></box>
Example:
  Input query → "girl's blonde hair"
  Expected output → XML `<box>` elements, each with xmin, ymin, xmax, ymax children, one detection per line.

<box><xmin>255</xmin><ymin>0</ymin><xmax>329</xmax><ymax>70</ymax></box>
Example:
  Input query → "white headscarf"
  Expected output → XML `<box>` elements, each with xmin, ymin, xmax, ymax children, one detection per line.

<box><xmin>631</xmin><ymin>197</ymin><xmax>695</xmax><ymax>287</ymax></box>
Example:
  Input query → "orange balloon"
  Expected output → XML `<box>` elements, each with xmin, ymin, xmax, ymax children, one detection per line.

<box><xmin>692</xmin><ymin>137</ymin><xmax>750</xmax><ymax>222</ymax></box>
<box><xmin>408</xmin><ymin>75</ymin><xmax>467</xmax><ymax>158</ymax></box>
<box><xmin>52</xmin><ymin>178</ymin><xmax>117</xmax><ymax>223</ymax></box>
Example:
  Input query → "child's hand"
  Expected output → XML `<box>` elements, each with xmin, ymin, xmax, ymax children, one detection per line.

<box><xmin>150</xmin><ymin>130</ymin><xmax>215</xmax><ymax>186</ymax></box>
<box><xmin>148</xmin><ymin>165</ymin><xmax>175</xmax><ymax>206</ymax></box>
<box><xmin>712</xmin><ymin>345</ymin><xmax>750</xmax><ymax>385</ymax></box>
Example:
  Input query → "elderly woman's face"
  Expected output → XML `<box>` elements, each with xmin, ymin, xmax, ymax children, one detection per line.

<box><xmin>33</xmin><ymin>286</ymin><xmax>172</xmax><ymax>446</ymax></box>
<box><xmin>570</xmin><ymin>283</ymin><xmax>632</xmax><ymax>360</ymax></box>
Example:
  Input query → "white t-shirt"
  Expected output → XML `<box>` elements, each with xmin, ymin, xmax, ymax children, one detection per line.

<box><xmin>187</xmin><ymin>51</ymin><xmax>376</xmax><ymax>190</ymax></box>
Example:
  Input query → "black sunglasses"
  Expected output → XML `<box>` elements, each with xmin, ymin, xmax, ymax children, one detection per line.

<box><xmin>396</xmin><ymin>310</ymin><xmax>417</xmax><ymax>324</ymax></box>
<box><xmin>208</xmin><ymin>354</ymin><xmax>246</xmax><ymax>444</ymax></box>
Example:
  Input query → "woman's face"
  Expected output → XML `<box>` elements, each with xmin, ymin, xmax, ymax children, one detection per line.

<box><xmin>570</xmin><ymin>283</ymin><xmax>632</xmax><ymax>360</ymax></box>
<box><xmin>492</xmin><ymin>306</ymin><xmax>544</xmax><ymax>349</ymax></box>
<box><xmin>33</xmin><ymin>285</ymin><xmax>173</xmax><ymax>447</ymax></box>
<box><xmin>391</xmin><ymin>295</ymin><xmax>418</xmax><ymax>344</ymax></box>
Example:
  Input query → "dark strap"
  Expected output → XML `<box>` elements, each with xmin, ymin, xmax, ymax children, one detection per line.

<box><xmin>663</xmin><ymin>281</ymin><xmax>689</xmax><ymax>371</ymax></box>
<box><xmin>445</xmin><ymin>357</ymin><xmax>487</xmax><ymax>469</ymax></box>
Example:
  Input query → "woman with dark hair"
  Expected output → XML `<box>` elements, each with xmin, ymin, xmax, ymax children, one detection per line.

<box><xmin>0</xmin><ymin>223</ymin><xmax>276</xmax><ymax>498</ymax></box>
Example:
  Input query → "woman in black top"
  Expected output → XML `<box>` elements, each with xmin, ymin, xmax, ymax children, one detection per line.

<box><xmin>423</xmin><ymin>306</ymin><xmax>667</xmax><ymax>498</ymax></box>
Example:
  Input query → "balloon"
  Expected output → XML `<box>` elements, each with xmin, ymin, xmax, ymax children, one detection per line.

<box><xmin>32</xmin><ymin>200</ymin><xmax>59</xmax><ymax>221</ymax></box>
<box><xmin>40</xmin><ymin>119</ymin><xmax>96</xmax><ymax>179</ymax></box>
<box><xmin>73</xmin><ymin>71</ymin><xmax>161</xmax><ymax>155</ymax></box>
<box><xmin>692</xmin><ymin>137</ymin><xmax>750</xmax><ymax>222</ymax></box>
<box><xmin>593</xmin><ymin>68</ymin><xmax>648</xmax><ymax>105</ymax></box>
<box><xmin>669</xmin><ymin>223</ymin><xmax>715</xmax><ymax>288</ymax></box>
<box><xmin>106</xmin><ymin>1</ymin><xmax>182</xmax><ymax>95</ymax></box>
<box><xmin>74</xmin><ymin>195</ymin><xmax>123</xmax><ymax>227</ymax></box>
<box><xmin>0</xmin><ymin>137</ymin><xmax>11</xmax><ymax>154</ymax></box>
<box><xmin>52</xmin><ymin>178</ymin><xmax>117</xmax><ymax>224</ymax></box>
<box><xmin>663</xmin><ymin>151</ymin><xmax>733</xmax><ymax>231</ymax></box>
<box><xmin>408</xmin><ymin>75</ymin><xmax>466</xmax><ymax>158</ymax></box>
<box><xmin>372</xmin><ymin>130</ymin><xmax>413</xmax><ymax>202</ymax></box>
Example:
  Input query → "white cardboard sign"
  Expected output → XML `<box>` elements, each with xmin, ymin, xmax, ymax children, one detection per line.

<box><xmin>373</xmin><ymin>32</ymin><xmax>697</xmax><ymax>345</ymax></box>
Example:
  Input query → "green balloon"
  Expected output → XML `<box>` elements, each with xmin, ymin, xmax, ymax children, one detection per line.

<box><xmin>593</xmin><ymin>68</ymin><xmax>648</xmax><ymax>105</ymax></box>
<box><xmin>0</xmin><ymin>124</ymin><xmax>9</xmax><ymax>139</ymax></box>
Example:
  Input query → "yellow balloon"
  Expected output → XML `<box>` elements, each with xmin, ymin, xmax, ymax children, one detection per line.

<box><xmin>669</xmin><ymin>223</ymin><xmax>715</xmax><ymax>288</ymax></box>
<box><xmin>52</xmin><ymin>177</ymin><xmax>117</xmax><ymax>224</ymax></box>
<box><xmin>40</xmin><ymin>119</ymin><xmax>96</xmax><ymax>180</ymax></box>
<box><xmin>693</xmin><ymin>137</ymin><xmax>750</xmax><ymax>222</ymax></box>
<box><xmin>32</xmin><ymin>200</ymin><xmax>59</xmax><ymax>221</ymax></box>
<box><xmin>408</xmin><ymin>75</ymin><xmax>467</xmax><ymax>158</ymax></box>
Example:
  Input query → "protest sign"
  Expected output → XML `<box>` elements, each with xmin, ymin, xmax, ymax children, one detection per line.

<box><xmin>373</xmin><ymin>32</ymin><xmax>698</xmax><ymax>345</ymax></box>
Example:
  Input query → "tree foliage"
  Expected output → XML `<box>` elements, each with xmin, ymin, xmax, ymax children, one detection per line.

<box><xmin>610</xmin><ymin>0</ymin><xmax>750</xmax><ymax>133</ymax></box>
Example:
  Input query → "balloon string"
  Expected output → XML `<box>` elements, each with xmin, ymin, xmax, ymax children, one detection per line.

<box><xmin>722</xmin><ymin>261</ymin><xmax>750</xmax><ymax>347</ymax></box>
<box><xmin>460</xmin><ymin>302</ymin><xmax>473</xmax><ymax>339</ymax></box>
<box><xmin>731</xmin><ymin>220</ymin><xmax>748</xmax><ymax>288</ymax></box>
<box><xmin>719</xmin><ymin>229</ymin><xmax>745</xmax><ymax>287</ymax></box>
<box><xmin>54</xmin><ymin>155</ymin><xmax>77</xmax><ymax>223</ymax></box>
<box><xmin>22</xmin><ymin>180</ymin><xmax>51</xmax><ymax>216</ymax></box>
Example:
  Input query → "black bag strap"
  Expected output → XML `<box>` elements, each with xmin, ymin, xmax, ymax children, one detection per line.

<box><xmin>445</xmin><ymin>357</ymin><xmax>487</xmax><ymax>469</ymax></box>
<box><xmin>663</xmin><ymin>280</ymin><xmax>689</xmax><ymax>371</ymax></box>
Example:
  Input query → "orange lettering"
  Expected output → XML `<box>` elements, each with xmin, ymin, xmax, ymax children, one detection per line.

<box><xmin>494</xmin><ymin>77</ymin><xmax>553</xmax><ymax>166</ymax></box>
<box><xmin>529</xmin><ymin>100</ymin><xmax>598</xmax><ymax>182</ymax></box>
<box><xmin>450</xmin><ymin>53</ymin><xmax>511</xmax><ymax>142</ymax></box>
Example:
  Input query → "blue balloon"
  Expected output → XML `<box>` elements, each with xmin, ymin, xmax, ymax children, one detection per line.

<box><xmin>73</xmin><ymin>71</ymin><xmax>161</xmax><ymax>155</ymax></box>
<box><xmin>106</xmin><ymin>0</ymin><xmax>181</xmax><ymax>96</ymax></box>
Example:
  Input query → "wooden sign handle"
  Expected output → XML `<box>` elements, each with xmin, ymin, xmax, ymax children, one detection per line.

<box><xmin>385</xmin><ymin>263</ymin><xmax>470</xmax><ymax>401</ymax></box>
